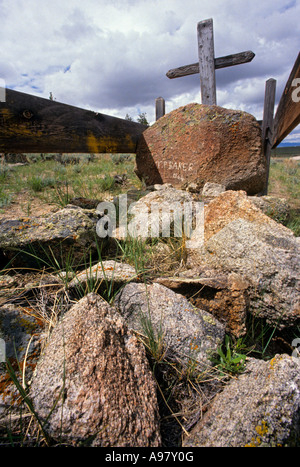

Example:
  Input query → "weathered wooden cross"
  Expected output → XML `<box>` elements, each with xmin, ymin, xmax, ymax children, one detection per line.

<box><xmin>166</xmin><ymin>18</ymin><xmax>255</xmax><ymax>105</ymax></box>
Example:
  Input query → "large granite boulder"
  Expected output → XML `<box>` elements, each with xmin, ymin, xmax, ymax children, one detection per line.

<box><xmin>135</xmin><ymin>103</ymin><xmax>265</xmax><ymax>195</ymax></box>
<box><xmin>114</xmin><ymin>282</ymin><xmax>225</xmax><ymax>369</ymax></box>
<box><xmin>187</xmin><ymin>190</ymin><xmax>300</xmax><ymax>331</ymax></box>
<box><xmin>155</xmin><ymin>271</ymin><xmax>249</xmax><ymax>338</ymax></box>
<box><xmin>29</xmin><ymin>293</ymin><xmax>161</xmax><ymax>447</ymax></box>
<box><xmin>69</xmin><ymin>260</ymin><xmax>138</xmax><ymax>287</ymax></box>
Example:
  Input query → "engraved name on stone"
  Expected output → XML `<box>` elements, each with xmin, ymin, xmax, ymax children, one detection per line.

<box><xmin>156</xmin><ymin>160</ymin><xmax>194</xmax><ymax>180</ymax></box>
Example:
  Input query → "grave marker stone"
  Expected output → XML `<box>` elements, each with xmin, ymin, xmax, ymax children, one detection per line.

<box><xmin>135</xmin><ymin>103</ymin><xmax>265</xmax><ymax>195</ymax></box>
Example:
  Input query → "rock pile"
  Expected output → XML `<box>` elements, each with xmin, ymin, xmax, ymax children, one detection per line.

<box><xmin>114</xmin><ymin>282</ymin><xmax>225</xmax><ymax>368</ymax></box>
<box><xmin>0</xmin><ymin>181</ymin><xmax>299</xmax><ymax>447</ymax></box>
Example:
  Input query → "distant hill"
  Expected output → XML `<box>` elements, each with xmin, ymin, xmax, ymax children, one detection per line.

<box><xmin>271</xmin><ymin>145</ymin><xmax>300</xmax><ymax>157</ymax></box>
<box><xmin>278</xmin><ymin>142</ymin><xmax>300</xmax><ymax>147</ymax></box>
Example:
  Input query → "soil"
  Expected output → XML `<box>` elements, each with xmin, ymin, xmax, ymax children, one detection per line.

<box><xmin>0</xmin><ymin>191</ymin><xmax>59</xmax><ymax>221</ymax></box>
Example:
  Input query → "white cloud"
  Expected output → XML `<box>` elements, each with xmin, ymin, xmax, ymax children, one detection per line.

<box><xmin>0</xmin><ymin>0</ymin><xmax>299</xmax><ymax>140</ymax></box>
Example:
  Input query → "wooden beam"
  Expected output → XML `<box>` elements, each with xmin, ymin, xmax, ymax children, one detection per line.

<box><xmin>261</xmin><ymin>78</ymin><xmax>277</xmax><ymax>195</ymax></box>
<box><xmin>197</xmin><ymin>18</ymin><xmax>216</xmax><ymax>105</ymax></box>
<box><xmin>272</xmin><ymin>52</ymin><xmax>300</xmax><ymax>148</ymax></box>
<box><xmin>166</xmin><ymin>50</ymin><xmax>255</xmax><ymax>79</ymax></box>
<box><xmin>0</xmin><ymin>88</ymin><xmax>146</xmax><ymax>153</ymax></box>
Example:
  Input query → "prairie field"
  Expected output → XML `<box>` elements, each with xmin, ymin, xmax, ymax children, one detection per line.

<box><xmin>0</xmin><ymin>152</ymin><xmax>299</xmax><ymax>234</ymax></box>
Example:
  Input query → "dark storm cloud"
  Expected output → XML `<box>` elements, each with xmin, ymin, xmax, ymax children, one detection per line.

<box><xmin>0</xmin><ymin>0</ymin><xmax>299</xmax><ymax>139</ymax></box>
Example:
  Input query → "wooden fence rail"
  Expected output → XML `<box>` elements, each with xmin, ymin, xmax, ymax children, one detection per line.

<box><xmin>272</xmin><ymin>52</ymin><xmax>300</xmax><ymax>148</ymax></box>
<box><xmin>0</xmin><ymin>88</ymin><xmax>146</xmax><ymax>154</ymax></box>
<box><xmin>260</xmin><ymin>52</ymin><xmax>300</xmax><ymax>193</ymax></box>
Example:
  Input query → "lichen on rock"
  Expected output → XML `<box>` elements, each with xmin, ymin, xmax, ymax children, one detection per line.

<box><xmin>183</xmin><ymin>354</ymin><xmax>300</xmax><ymax>447</ymax></box>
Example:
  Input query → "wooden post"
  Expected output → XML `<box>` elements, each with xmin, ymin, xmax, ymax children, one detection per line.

<box><xmin>197</xmin><ymin>18</ymin><xmax>217</xmax><ymax>105</ymax></box>
<box><xmin>262</xmin><ymin>78</ymin><xmax>277</xmax><ymax>195</ymax></box>
<box><xmin>155</xmin><ymin>97</ymin><xmax>165</xmax><ymax>121</ymax></box>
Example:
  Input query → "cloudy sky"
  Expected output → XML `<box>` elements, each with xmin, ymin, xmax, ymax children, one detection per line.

<box><xmin>0</xmin><ymin>0</ymin><xmax>299</xmax><ymax>143</ymax></box>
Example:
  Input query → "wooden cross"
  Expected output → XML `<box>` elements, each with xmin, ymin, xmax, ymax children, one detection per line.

<box><xmin>166</xmin><ymin>18</ymin><xmax>255</xmax><ymax>105</ymax></box>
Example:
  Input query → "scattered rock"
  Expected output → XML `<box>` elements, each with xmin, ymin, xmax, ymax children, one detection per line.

<box><xmin>188</xmin><ymin>191</ymin><xmax>300</xmax><ymax>330</ymax></box>
<box><xmin>135</xmin><ymin>103</ymin><xmax>265</xmax><ymax>195</ymax></box>
<box><xmin>0</xmin><ymin>205</ymin><xmax>104</xmax><ymax>268</ymax></box>
<box><xmin>201</xmin><ymin>190</ymin><xmax>278</xmax><ymax>242</ymax></box>
<box><xmin>68</xmin><ymin>260</ymin><xmax>138</xmax><ymax>294</ymax></box>
<box><xmin>0</xmin><ymin>304</ymin><xmax>45</xmax><ymax>424</ymax></box>
<box><xmin>201</xmin><ymin>182</ymin><xmax>226</xmax><ymax>197</ymax></box>
<box><xmin>123</xmin><ymin>185</ymin><xmax>196</xmax><ymax>239</ymax></box>
<box><xmin>130</xmin><ymin>184</ymin><xmax>194</xmax><ymax>208</ymax></box>
<box><xmin>155</xmin><ymin>271</ymin><xmax>249</xmax><ymax>338</ymax></box>
<box><xmin>29</xmin><ymin>293</ymin><xmax>161</xmax><ymax>447</ymax></box>
<box><xmin>114</xmin><ymin>282</ymin><xmax>225</xmax><ymax>368</ymax></box>
<box><xmin>1</xmin><ymin>149</ymin><xmax>299</xmax><ymax>447</ymax></box>
<box><xmin>183</xmin><ymin>354</ymin><xmax>300</xmax><ymax>447</ymax></box>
